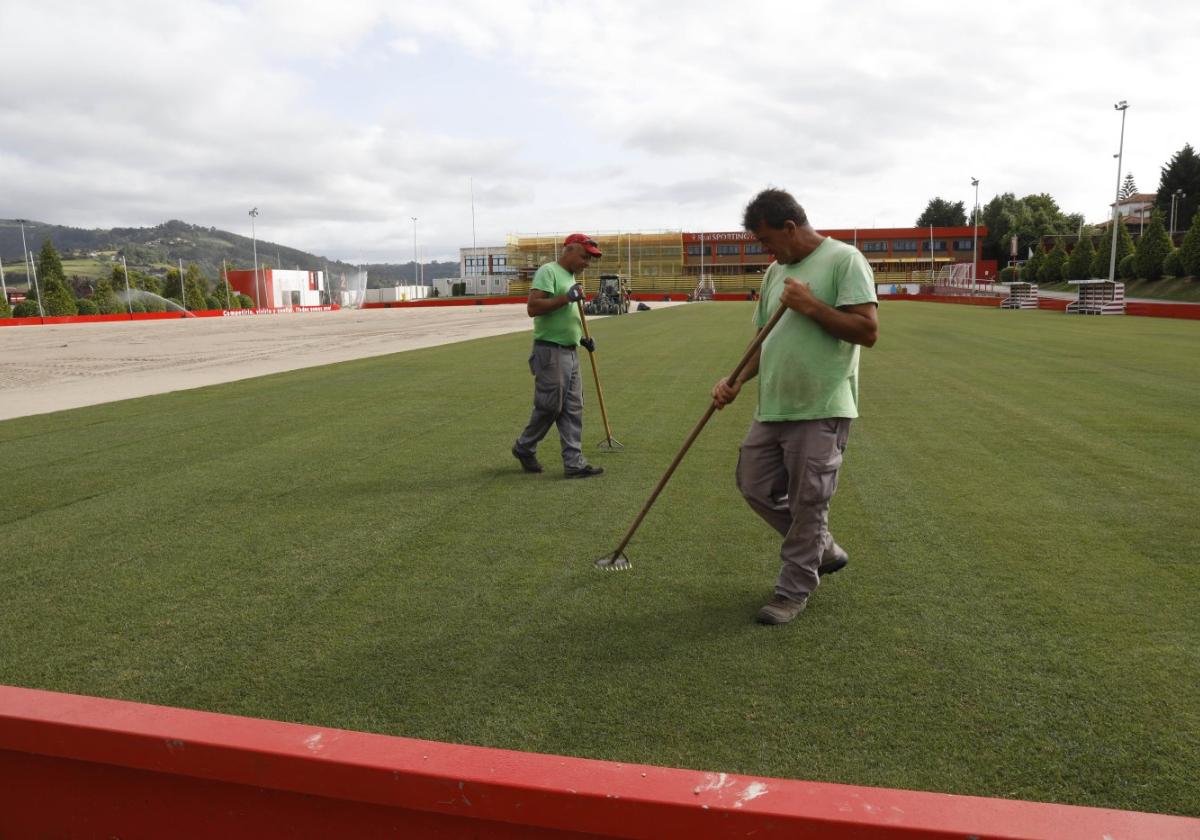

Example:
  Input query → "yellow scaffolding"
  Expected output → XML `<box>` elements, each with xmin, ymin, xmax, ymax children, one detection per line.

<box><xmin>507</xmin><ymin>231</ymin><xmax>687</xmax><ymax>290</ymax></box>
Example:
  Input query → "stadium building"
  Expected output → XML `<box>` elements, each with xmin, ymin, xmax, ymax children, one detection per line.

<box><xmin>460</xmin><ymin>227</ymin><xmax>995</xmax><ymax>297</ymax></box>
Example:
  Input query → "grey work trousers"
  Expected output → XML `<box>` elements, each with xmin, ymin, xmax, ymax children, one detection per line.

<box><xmin>736</xmin><ymin>418</ymin><xmax>851</xmax><ymax>600</ymax></box>
<box><xmin>514</xmin><ymin>342</ymin><xmax>586</xmax><ymax>469</ymax></box>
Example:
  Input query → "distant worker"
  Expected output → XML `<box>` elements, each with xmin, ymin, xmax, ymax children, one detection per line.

<box><xmin>512</xmin><ymin>233</ymin><xmax>605</xmax><ymax>478</ymax></box>
<box><xmin>712</xmin><ymin>188</ymin><xmax>879</xmax><ymax>625</ymax></box>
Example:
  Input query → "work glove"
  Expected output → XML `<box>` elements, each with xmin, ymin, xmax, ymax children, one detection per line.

<box><xmin>579</xmin><ymin>336</ymin><xmax>596</xmax><ymax>353</ymax></box>
<box><xmin>566</xmin><ymin>283</ymin><xmax>584</xmax><ymax>302</ymax></box>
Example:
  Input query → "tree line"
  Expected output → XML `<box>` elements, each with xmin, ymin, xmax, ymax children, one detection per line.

<box><xmin>1</xmin><ymin>239</ymin><xmax>254</xmax><ymax>318</ymax></box>
<box><xmin>914</xmin><ymin>143</ymin><xmax>1200</xmax><ymax>283</ymax></box>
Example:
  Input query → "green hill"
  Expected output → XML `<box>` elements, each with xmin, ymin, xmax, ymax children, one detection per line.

<box><xmin>0</xmin><ymin>219</ymin><xmax>457</xmax><ymax>288</ymax></box>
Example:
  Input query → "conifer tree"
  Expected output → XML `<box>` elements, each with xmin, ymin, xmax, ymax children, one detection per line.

<box><xmin>1133</xmin><ymin>209</ymin><xmax>1172</xmax><ymax>281</ymax></box>
<box><xmin>35</xmin><ymin>240</ymin><xmax>78</xmax><ymax>316</ymax></box>
<box><xmin>1039</xmin><ymin>242</ymin><xmax>1068</xmax><ymax>284</ymax></box>
<box><xmin>1067</xmin><ymin>233</ymin><xmax>1095</xmax><ymax>280</ymax></box>
<box><xmin>1179</xmin><ymin>212</ymin><xmax>1200</xmax><ymax>278</ymax></box>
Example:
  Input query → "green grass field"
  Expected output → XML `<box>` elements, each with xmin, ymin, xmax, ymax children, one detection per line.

<box><xmin>1</xmin><ymin>302</ymin><xmax>1197</xmax><ymax>817</ymax></box>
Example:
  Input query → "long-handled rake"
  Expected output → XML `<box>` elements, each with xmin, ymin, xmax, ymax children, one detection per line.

<box><xmin>595</xmin><ymin>302</ymin><xmax>789</xmax><ymax>570</ymax></box>
<box><xmin>576</xmin><ymin>297</ymin><xmax>623</xmax><ymax>451</ymax></box>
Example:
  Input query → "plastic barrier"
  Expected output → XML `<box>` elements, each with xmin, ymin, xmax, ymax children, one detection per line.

<box><xmin>0</xmin><ymin>686</ymin><xmax>1195</xmax><ymax>839</ymax></box>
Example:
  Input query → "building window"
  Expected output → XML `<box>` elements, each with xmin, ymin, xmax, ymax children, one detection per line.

<box><xmin>686</xmin><ymin>245</ymin><xmax>709</xmax><ymax>257</ymax></box>
<box><xmin>929</xmin><ymin>240</ymin><xmax>948</xmax><ymax>251</ymax></box>
<box><xmin>953</xmin><ymin>239</ymin><xmax>974</xmax><ymax>251</ymax></box>
<box><xmin>716</xmin><ymin>244</ymin><xmax>740</xmax><ymax>256</ymax></box>
<box><xmin>862</xmin><ymin>241</ymin><xmax>888</xmax><ymax>252</ymax></box>
<box><xmin>745</xmin><ymin>243</ymin><xmax>765</xmax><ymax>254</ymax></box>
<box><xmin>893</xmin><ymin>240</ymin><xmax>918</xmax><ymax>252</ymax></box>
<box><xmin>493</xmin><ymin>257</ymin><xmax>506</xmax><ymax>266</ymax></box>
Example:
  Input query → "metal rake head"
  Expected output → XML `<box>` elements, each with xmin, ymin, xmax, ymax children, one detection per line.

<box><xmin>594</xmin><ymin>552</ymin><xmax>631</xmax><ymax>571</ymax></box>
<box><xmin>597</xmin><ymin>438</ymin><xmax>625</xmax><ymax>451</ymax></box>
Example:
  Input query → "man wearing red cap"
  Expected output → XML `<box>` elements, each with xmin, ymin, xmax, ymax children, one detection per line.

<box><xmin>512</xmin><ymin>233</ymin><xmax>605</xmax><ymax>478</ymax></box>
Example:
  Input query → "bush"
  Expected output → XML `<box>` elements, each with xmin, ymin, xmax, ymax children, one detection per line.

<box><xmin>1163</xmin><ymin>249</ymin><xmax>1184</xmax><ymax>278</ymax></box>
<box><xmin>143</xmin><ymin>296</ymin><xmax>166</xmax><ymax>313</ymax></box>
<box><xmin>130</xmin><ymin>300</ymin><xmax>147</xmax><ymax>313</ymax></box>
<box><xmin>205</xmin><ymin>295</ymin><xmax>221</xmax><ymax>310</ymax></box>
<box><xmin>998</xmin><ymin>266</ymin><xmax>1016</xmax><ymax>283</ymax></box>
<box><xmin>1118</xmin><ymin>254</ymin><xmax>1136</xmax><ymax>280</ymax></box>
<box><xmin>0</xmin><ymin>298</ymin><xmax>11</xmax><ymax>318</ymax></box>
<box><xmin>75</xmin><ymin>298</ymin><xmax>99</xmax><ymax>315</ymax></box>
<box><xmin>13</xmin><ymin>300</ymin><xmax>41</xmax><ymax>317</ymax></box>
<box><xmin>237</xmin><ymin>293</ymin><xmax>255</xmax><ymax>309</ymax></box>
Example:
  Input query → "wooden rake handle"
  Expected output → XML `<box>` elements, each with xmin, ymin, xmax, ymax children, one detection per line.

<box><xmin>607</xmin><ymin>302</ymin><xmax>789</xmax><ymax>559</ymax></box>
<box><xmin>576</xmin><ymin>298</ymin><xmax>617</xmax><ymax>445</ymax></box>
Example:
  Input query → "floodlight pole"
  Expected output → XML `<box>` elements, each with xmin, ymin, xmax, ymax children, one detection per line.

<box><xmin>120</xmin><ymin>255</ymin><xmax>133</xmax><ymax>315</ymax></box>
<box><xmin>17</xmin><ymin>220</ymin><xmax>43</xmax><ymax>316</ymax></box>
<box><xmin>971</xmin><ymin>177</ymin><xmax>980</xmax><ymax>282</ymax></box>
<box><xmin>1170</xmin><ymin>188</ymin><xmax>1186</xmax><ymax>241</ymax></box>
<box><xmin>411</xmin><ymin>216</ymin><xmax>419</xmax><ymax>288</ymax></box>
<box><xmin>249</xmin><ymin>208</ymin><xmax>262</xmax><ymax>310</ymax></box>
<box><xmin>178</xmin><ymin>258</ymin><xmax>186</xmax><ymax>311</ymax></box>
<box><xmin>1108</xmin><ymin>101</ymin><xmax>1128</xmax><ymax>284</ymax></box>
<box><xmin>0</xmin><ymin>255</ymin><xmax>7</xmax><ymax>305</ymax></box>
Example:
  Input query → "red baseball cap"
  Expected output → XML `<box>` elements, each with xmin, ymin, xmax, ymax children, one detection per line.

<box><xmin>564</xmin><ymin>233</ymin><xmax>602</xmax><ymax>257</ymax></box>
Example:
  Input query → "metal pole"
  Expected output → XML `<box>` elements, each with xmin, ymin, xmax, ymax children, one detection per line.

<box><xmin>18</xmin><ymin>221</ymin><xmax>33</xmax><ymax>306</ymax></box>
<box><xmin>1</xmin><ymin>255</ymin><xmax>8</xmax><ymax>305</ymax></box>
<box><xmin>1108</xmin><ymin>101</ymin><xmax>1128</xmax><ymax>283</ymax></box>
<box><xmin>223</xmin><ymin>259</ymin><xmax>232</xmax><ymax>310</ymax></box>
<box><xmin>120</xmin><ymin>256</ymin><xmax>133</xmax><ymax>315</ymax></box>
<box><xmin>249</xmin><ymin>208</ymin><xmax>261</xmax><ymax>310</ymax></box>
<box><xmin>971</xmin><ymin>177</ymin><xmax>980</xmax><ymax>281</ymax></box>
<box><xmin>178</xmin><ymin>258</ymin><xmax>186</xmax><ymax>310</ymax></box>
<box><xmin>411</xmin><ymin>217</ymin><xmax>418</xmax><ymax>287</ymax></box>
<box><xmin>470</xmin><ymin>178</ymin><xmax>477</xmax><ymax>285</ymax></box>
<box><xmin>929</xmin><ymin>224</ymin><xmax>934</xmax><ymax>282</ymax></box>
<box><xmin>28</xmin><ymin>253</ymin><xmax>44</xmax><ymax>317</ymax></box>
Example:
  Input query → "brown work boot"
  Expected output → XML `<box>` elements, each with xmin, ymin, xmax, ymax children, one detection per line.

<box><xmin>818</xmin><ymin>541</ymin><xmax>849</xmax><ymax>577</ymax></box>
<box><xmin>755</xmin><ymin>593</ymin><xmax>809</xmax><ymax>625</ymax></box>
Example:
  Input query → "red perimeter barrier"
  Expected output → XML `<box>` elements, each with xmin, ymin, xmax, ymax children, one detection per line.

<box><xmin>0</xmin><ymin>305</ymin><xmax>339</xmax><ymax>327</ymax></box>
<box><xmin>0</xmin><ymin>686</ymin><xmax>1194</xmax><ymax>839</ymax></box>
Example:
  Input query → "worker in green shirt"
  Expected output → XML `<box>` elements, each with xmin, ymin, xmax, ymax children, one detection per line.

<box><xmin>512</xmin><ymin>233</ymin><xmax>605</xmax><ymax>479</ymax></box>
<box><xmin>712</xmin><ymin>189</ymin><xmax>879</xmax><ymax>625</ymax></box>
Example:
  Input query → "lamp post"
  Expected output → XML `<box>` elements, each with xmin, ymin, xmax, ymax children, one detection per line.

<box><xmin>249</xmin><ymin>208</ymin><xmax>262</xmax><ymax>309</ymax></box>
<box><xmin>16</xmin><ymin>219</ymin><xmax>44</xmax><ymax>316</ymax></box>
<box><xmin>970</xmin><ymin>177</ymin><xmax>980</xmax><ymax>282</ymax></box>
<box><xmin>1108</xmin><ymin>101</ymin><xmax>1128</xmax><ymax>283</ymax></box>
<box><xmin>411</xmin><ymin>217</ymin><xmax>419</xmax><ymax>287</ymax></box>
<box><xmin>1170</xmin><ymin>188</ymin><xmax>1186</xmax><ymax>241</ymax></box>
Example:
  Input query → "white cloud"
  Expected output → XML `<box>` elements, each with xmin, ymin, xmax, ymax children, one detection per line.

<box><xmin>1</xmin><ymin>0</ymin><xmax>1198</xmax><ymax>261</ymax></box>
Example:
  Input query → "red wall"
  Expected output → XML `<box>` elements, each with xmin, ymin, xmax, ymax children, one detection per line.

<box><xmin>1</xmin><ymin>686</ymin><xmax>1195</xmax><ymax>839</ymax></box>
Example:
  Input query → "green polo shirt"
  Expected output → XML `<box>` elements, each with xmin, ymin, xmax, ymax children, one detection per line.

<box><xmin>753</xmin><ymin>237</ymin><xmax>877</xmax><ymax>421</ymax></box>
<box><xmin>532</xmin><ymin>262</ymin><xmax>583</xmax><ymax>346</ymax></box>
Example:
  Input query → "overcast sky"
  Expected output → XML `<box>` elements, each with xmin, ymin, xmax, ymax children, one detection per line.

<box><xmin>2</xmin><ymin>1</ymin><xmax>1197</xmax><ymax>263</ymax></box>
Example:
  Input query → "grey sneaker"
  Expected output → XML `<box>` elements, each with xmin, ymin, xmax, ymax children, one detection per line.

<box><xmin>755</xmin><ymin>593</ymin><xmax>809</xmax><ymax>625</ymax></box>
<box><xmin>818</xmin><ymin>541</ymin><xmax>849</xmax><ymax>577</ymax></box>
<box><xmin>564</xmin><ymin>464</ymin><xmax>604</xmax><ymax>478</ymax></box>
<box><xmin>512</xmin><ymin>445</ymin><xmax>543</xmax><ymax>474</ymax></box>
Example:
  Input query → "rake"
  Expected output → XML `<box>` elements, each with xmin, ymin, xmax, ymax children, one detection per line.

<box><xmin>576</xmin><ymin>297</ymin><xmax>623</xmax><ymax>451</ymax></box>
<box><xmin>596</xmin><ymin>302</ymin><xmax>789</xmax><ymax>570</ymax></box>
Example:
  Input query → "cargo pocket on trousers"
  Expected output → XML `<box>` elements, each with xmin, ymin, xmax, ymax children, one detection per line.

<box><xmin>801</xmin><ymin>450</ymin><xmax>843</xmax><ymax>503</ymax></box>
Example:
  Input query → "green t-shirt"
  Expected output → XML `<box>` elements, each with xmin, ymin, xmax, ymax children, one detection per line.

<box><xmin>531</xmin><ymin>262</ymin><xmax>583</xmax><ymax>346</ymax></box>
<box><xmin>752</xmin><ymin>237</ymin><xmax>877</xmax><ymax>421</ymax></box>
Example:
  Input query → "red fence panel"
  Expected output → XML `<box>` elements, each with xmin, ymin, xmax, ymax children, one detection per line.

<box><xmin>0</xmin><ymin>686</ymin><xmax>1194</xmax><ymax>839</ymax></box>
